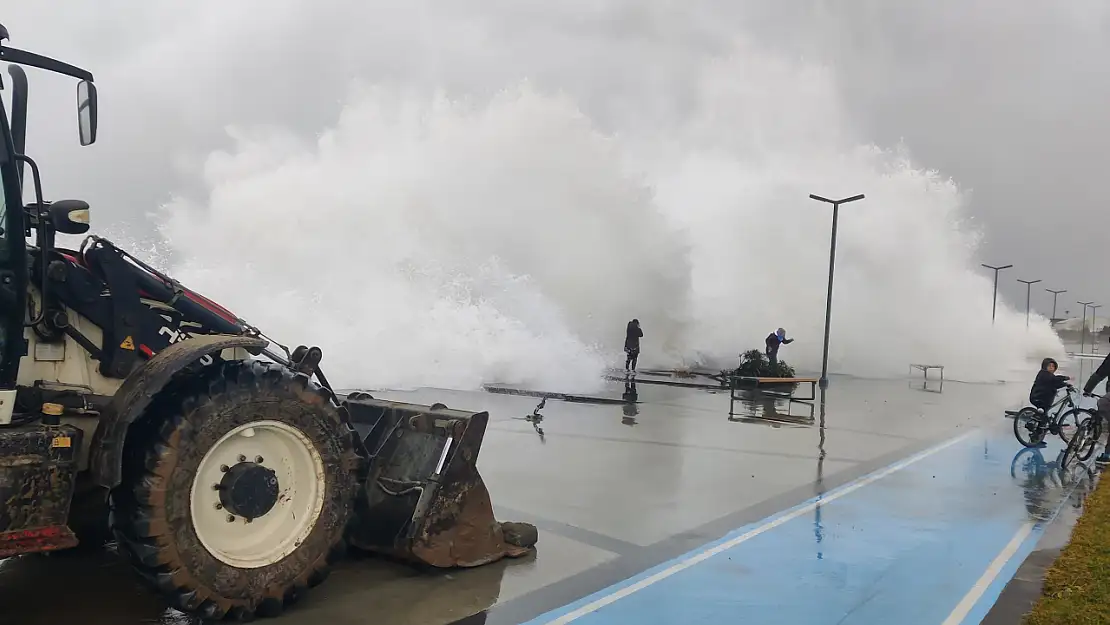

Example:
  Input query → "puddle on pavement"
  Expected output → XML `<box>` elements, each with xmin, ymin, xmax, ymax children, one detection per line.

<box><xmin>981</xmin><ymin>447</ymin><xmax>1102</xmax><ymax>624</ymax></box>
<box><xmin>0</xmin><ymin>545</ymin><xmax>181</xmax><ymax>625</ymax></box>
<box><xmin>0</xmin><ymin>543</ymin><xmax>522</xmax><ymax>625</ymax></box>
<box><xmin>1009</xmin><ymin>446</ymin><xmax>1099</xmax><ymax>525</ymax></box>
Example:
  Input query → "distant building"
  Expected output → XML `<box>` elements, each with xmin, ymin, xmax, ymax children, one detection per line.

<box><xmin>1053</xmin><ymin>317</ymin><xmax>1087</xmax><ymax>332</ymax></box>
<box><xmin>1052</xmin><ymin>317</ymin><xmax>1110</xmax><ymax>341</ymax></box>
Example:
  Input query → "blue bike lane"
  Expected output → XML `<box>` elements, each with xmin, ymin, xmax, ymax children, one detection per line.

<box><xmin>518</xmin><ymin>423</ymin><xmax>1088</xmax><ymax>625</ymax></box>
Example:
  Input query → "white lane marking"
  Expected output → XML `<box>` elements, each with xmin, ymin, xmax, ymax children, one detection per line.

<box><xmin>539</xmin><ymin>429</ymin><xmax>979</xmax><ymax>624</ymax></box>
<box><xmin>940</xmin><ymin>521</ymin><xmax>1036</xmax><ymax>625</ymax></box>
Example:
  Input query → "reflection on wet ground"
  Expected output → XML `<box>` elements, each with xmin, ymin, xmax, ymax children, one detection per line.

<box><xmin>0</xmin><ymin>544</ymin><xmax>184</xmax><ymax>625</ymax></box>
<box><xmin>1011</xmin><ymin>446</ymin><xmax>1098</xmax><ymax>523</ymax></box>
<box><xmin>984</xmin><ymin>446</ymin><xmax>1097</xmax><ymax>624</ymax></box>
<box><xmin>730</xmin><ymin>392</ymin><xmax>816</xmax><ymax>427</ymax></box>
<box><xmin>0</xmin><ymin>365</ymin><xmax>1089</xmax><ymax>625</ymax></box>
<box><xmin>0</xmin><ymin>543</ymin><xmax>527</xmax><ymax>625</ymax></box>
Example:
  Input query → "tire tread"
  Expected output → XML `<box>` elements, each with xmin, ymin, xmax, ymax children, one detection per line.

<box><xmin>110</xmin><ymin>360</ymin><xmax>357</xmax><ymax>621</ymax></box>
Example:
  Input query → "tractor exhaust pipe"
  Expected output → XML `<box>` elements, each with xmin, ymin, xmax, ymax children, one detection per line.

<box><xmin>6</xmin><ymin>64</ymin><xmax>28</xmax><ymax>185</ymax></box>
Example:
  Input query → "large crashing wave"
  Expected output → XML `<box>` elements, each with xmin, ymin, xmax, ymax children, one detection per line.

<box><xmin>157</xmin><ymin>59</ymin><xmax>1061</xmax><ymax>391</ymax></box>
<box><xmin>159</xmin><ymin>87</ymin><xmax>691</xmax><ymax>391</ymax></box>
<box><xmin>17</xmin><ymin>1</ymin><xmax>1062</xmax><ymax>391</ymax></box>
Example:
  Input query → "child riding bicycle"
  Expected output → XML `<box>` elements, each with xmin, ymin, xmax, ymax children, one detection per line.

<box><xmin>1030</xmin><ymin>357</ymin><xmax>1071</xmax><ymax>417</ymax></box>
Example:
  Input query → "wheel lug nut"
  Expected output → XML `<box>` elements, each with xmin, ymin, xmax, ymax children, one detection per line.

<box><xmin>255</xmin><ymin>456</ymin><xmax>264</xmax><ymax>463</ymax></box>
<box><xmin>226</xmin><ymin>515</ymin><xmax>235</xmax><ymax>523</ymax></box>
<box><xmin>215</xmin><ymin>503</ymin><xmax>223</xmax><ymax>510</ymax></box>
<box><xmin>238</xmin><ymin>455</ymin><xmax>246</xmax><ymax>462</ymax></box>
<box><xmin>220</xmin><ymin>465</ymin><xmax>229</xmax><ymax>473</ymax></box>
<box><xmin>212</xmin><ymin>484</ymin><xmax>222</xmax><ymax>491</ymax></box>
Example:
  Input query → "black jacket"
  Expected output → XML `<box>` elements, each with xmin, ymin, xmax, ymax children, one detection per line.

<box><xmin>625</xmin><ymin>324</ymin><xmax>643</xmax><ymax>351</ymax></box>
<box><xmin>1030</xmin><ymin>369</ymin><xmax>1069</xmax><ymax>409</ymax></box>
<box><xmin>1083</xmin><ymin>353</ymin><xmax>1110</xmax><ymax>395</ymax></box>
<box><xmin>765</xmin><ymin>333</ymin><xmax>794</xmax><ymax>358</ymax></box>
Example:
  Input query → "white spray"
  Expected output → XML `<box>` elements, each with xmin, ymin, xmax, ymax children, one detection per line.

<box><xmin>15</xmin><ymin>2</ymin><xmax>1063</xmax><ymax>391</ymax></box>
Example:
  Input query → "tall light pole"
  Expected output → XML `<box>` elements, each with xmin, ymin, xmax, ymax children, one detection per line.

<box><xmin>981</xmin><ymin>263</ymin><xmax>1013</xmax><ymax>325</ymax></box>
<box><xmin>1079</xmin><ymin>301</ymin><xmax>1094</xmax><ymax>352</ymax></box>
<box><xmin>1046</xmin><ymin>288</ymin><xmax>1067</xmax><ymax>324</ymax></box>
<box><xmin>810</xmin><ymin>193</ymin><xmax>865</xmax><ymax>389</ymax></box>
<box><xmin>1016</xmin><ymin>278</ymin><xmax>1042</xmax><ymax>328</ymax></box>
<box><xmin>1091</xmin><ymin>305</ymin><xmax>1103</xmax><ymax>353</ymax></box>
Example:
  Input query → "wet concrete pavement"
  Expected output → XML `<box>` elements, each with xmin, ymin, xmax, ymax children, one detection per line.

<box><xmin>507</xmin><ymin>422</ymin><xmax>1094</xmax><ymax>625</ymax></box>
<box><xmin>0</xmin><ymin>364</ymin><xmax>1098</xmax><ymax>625</ymax></box>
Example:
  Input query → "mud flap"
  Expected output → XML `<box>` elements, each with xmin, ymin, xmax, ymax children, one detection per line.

<box><xmin>0</xmin><ymin>425</ymin><xmax>83</xmax><ymax>556</ymax></box>
<box><xmin>343</xmin><ymin>394</ymin><xmax>537</xmax><ymax>568</ymax></box>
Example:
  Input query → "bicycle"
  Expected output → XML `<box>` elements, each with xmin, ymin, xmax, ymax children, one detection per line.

<box><xmin>1011</xmin><ymin>384</ymin><xmax>1087</xmax><ymax>448</ymax></box>
<box><xmin>1064</xmin><ymin>392</ymin><xmax>1104</xmax><ymax>463</ymax></box>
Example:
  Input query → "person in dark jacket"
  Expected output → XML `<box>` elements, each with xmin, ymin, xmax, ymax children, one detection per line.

<box><xmin>1082</xmin><ymin>339</ymin><xmax>1110</xmax><ymax>462</ymax></box>
<box><xmin>765</xmin><ymin>328</ymin><xmax>793</xmax><ymax>368</ymax></box>
<box><xmin>1029</xmin><ymin>357</ymin><xmax>1070</xmax><ymax>414</ymax></box>
<box><xmin>624</xmin><ymin>319</ymin><xmax>643</xmax><ymax>373</ymax></box>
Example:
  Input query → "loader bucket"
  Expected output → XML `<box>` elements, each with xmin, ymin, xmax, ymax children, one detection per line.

<box><xmin>342</xmin><ymin>394</ymin><xmax>538</xmax><ymax>568</ymax></box>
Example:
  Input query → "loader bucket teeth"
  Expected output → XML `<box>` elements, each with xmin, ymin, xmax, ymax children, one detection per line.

<box><xmin>409</xmin><ymin>468</ymin><xmax>531</xmax><ymax>568</ymax></box>
<box><xmin>343</xmin><ymin>397</ymin><xmax>538</xmax><ymax>568</ymax></box>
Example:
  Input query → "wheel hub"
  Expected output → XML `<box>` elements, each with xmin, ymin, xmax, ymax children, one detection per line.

<box><xmin>190</xmin><ymin>420</ymin><xmax>326</xmax><ymax>569</ymax></box>
<box><xmin>219</xmin><ymin>462</ymin><xmax>280</xmax><ymax>520</ymax></box>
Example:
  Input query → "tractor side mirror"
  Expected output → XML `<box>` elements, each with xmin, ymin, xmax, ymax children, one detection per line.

<box><xmin>49</xmin><ymin>200</ymin><xmax>91</xmax><ymax>235</ymax></box>
<box><xmin>77</xmin><ymin>80</ymin><xmax>97</xmax><ymax>146</ymax></box>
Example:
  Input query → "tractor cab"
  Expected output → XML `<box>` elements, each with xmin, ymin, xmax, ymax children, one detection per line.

<box><xmin>0</xmin><ymin>22</ymin><xmax>98</xmax><ymax>395</ymax></box>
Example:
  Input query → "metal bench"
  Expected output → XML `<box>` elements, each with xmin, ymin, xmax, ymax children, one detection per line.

<box><xmin>909</xmin><ymin>364</ymin><xmax>944</xmax><ymax>382</ymax></box>
<box><xmin>909</xmin><ymin>364</ymin><xmax>944</xmax><ymax>393</ymax></box>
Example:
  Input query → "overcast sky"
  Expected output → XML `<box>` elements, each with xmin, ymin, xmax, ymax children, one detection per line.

<box><xmin>4</xmin><ymin>0</ymin><xmax>1108</xmax><ymax>319</ymax></box>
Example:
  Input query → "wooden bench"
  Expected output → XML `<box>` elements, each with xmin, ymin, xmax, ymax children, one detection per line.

<box><xmin>728</xmin><ymin>375</ymin><xmax>818</xmax><ymax>415</ymax></box>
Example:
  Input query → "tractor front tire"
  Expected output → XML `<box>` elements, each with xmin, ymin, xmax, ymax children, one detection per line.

<box><xmin>110</xmin><ymin>360</ymin><xmax>360</xmax><ymax>621</ymax></box>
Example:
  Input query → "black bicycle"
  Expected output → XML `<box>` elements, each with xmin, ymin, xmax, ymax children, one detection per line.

<box><xmin>1011</xmin><ymin>384</ymin><xmax>1086</xmax><ymax>447</ymax></box>
<box><xmin>1064</xmin><ymin>392</ymin><xmax>1104</xmax><ymax>463</ymax></box>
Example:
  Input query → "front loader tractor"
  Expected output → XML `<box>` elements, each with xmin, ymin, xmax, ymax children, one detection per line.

<box><xmin>0</xmin><ymin>24</ymin><xmax>536</xmax><ymax>620</ymax></box>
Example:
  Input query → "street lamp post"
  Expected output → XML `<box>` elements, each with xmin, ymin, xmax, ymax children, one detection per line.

<box><xmin>1079</xmin><ymin>301</ymin><xmax>1094</xmax><ymax>352</ymax></box>
<box><xmin>1017</xmin><ymin>278</ymin><xmax>1042</xmax><ymax>328</ymax></box>
<box><xmin>810</xmin><ymin>193</ymin><xmax>866</xmax><ymax>389</ymax></box>
<box><xmin>1046</xmin><ymin>289</ymin><xmax>1067</xmax><ymax>324</ymax></box>
<box><xmin>981</xmin><ymin>263</ymin><xmax>1013</xmax><ymax>325</ymax></box>
<box><xmin>1091</xmin><ymin>305</ymin><xmax>1103</xmax><ymax>353</ymax></box>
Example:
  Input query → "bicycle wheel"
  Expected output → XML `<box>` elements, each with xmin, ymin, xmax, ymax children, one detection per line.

<box><xmin>1083</xmin><ymin>410</ymin><xmax>1101</xmax><ymax>459</ymax></box>
<box><xmin>1086</xmin><ymin>410</ymin><xmax>1104</xmax><ymax>456</ymax></box>
<box><xmin>1055</xmin><ymin>407</ymin><xmax>1086</xmax><ymax>444</ymax></box>
<box><xmin>1013</xmin><ymin>407</ymin><xmax>1047</xmax><ymax>448</ymax></box>
<box><xmin>1009</xmin><ymin>447</ymin><xmax>1047</xmax><ymax>481</ymax></box>
<box><xmin>1066</xmin><ymin>413</ymin><xmax>1099</xmax><ymax>462</ymax></box>
<box><xmin>1066</xmin><ymin>460</ymin><xmax>1098</xmax><ymax>494</ymax></box>
<box><xmin>1063</xmin><ymin>424</ymin><xmax>1080</xmax><ymax>464</ymax></box>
